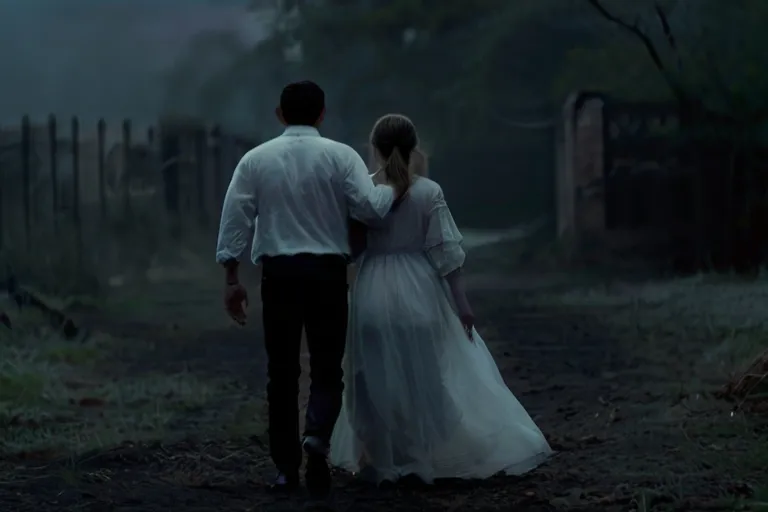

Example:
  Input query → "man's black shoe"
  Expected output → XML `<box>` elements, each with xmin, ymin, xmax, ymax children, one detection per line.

<box><xmin>303</xmin><ymin>436</ymin><xmax>331</xmax><ymax>498</ymax></box>
<box><xmin>305</xmin><ymin>455</ymin><xmax>331</xmax><ymax>498</ymax></box>
<box><xmin>268</xmin><ymin>471</ymin><xmax>300</xmax><ymax>493</ymax></box>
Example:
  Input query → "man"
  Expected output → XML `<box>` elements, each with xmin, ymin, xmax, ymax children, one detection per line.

<box><xmin>215</xmin><ymin>81</ymin><xmax>401</xmax><ymax>499</ymax></box>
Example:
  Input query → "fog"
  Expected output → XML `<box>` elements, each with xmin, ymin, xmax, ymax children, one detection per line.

<box><xmin>0</xmin><ymin>0</ymin><xmax>258</xmax><ymax>128</ymax></box>
<box><xmin>0</xmin><ymin>0</ymin><xmax>560</xmax><ymax>228</ymax></box>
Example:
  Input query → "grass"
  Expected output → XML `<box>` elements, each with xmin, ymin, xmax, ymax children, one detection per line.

<box><xmin>0</xmin><ymin>307</ymin><xmax>264</xmax><ymax>461</ymax></box>
<box><xmin>526</xmin><ymin>274</ymin><xmax>768</xmax><ymax>379</ymax></box>
<box><xmin>519</xmin><ymin>271</ymin><xmax>768</xmax><ymax>509</ymax></box>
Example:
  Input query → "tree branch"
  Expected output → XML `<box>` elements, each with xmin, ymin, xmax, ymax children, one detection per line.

<box><xmin>653</xmin><ymin>1</ymin><xmax>683</xmax><ymax>72</ymax></box>
<box><xmin>585</xmin><ymin>0</ymin><xmax>692</xmax><ymax>108</ymax></box>
<box><xmin>653</xmin><ymin>2</ymin><xmax>676</xmax><ymax>51</ymax></box>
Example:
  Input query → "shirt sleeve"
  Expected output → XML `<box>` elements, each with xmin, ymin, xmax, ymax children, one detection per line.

<box><xmin>215</xmin><ymin>154</ymin><xmax>258</xmax><ymax>263</ymax></box>
<box><xmin>424</xmin><ymin>185</ymin><xmax>465</xmax><ymax>276</ymax></box>
<box><xmin>339</xmin><ymin>145</ymin><xmax>395</xmax><ymax>222</ymax></box>
<box><xmin>249</xmin><ymin>216</ymin><xmax>260</xmax><ymax>265</ymax></box>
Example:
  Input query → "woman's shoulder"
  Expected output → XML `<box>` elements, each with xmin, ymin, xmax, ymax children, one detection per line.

<box><xmin>410</xmin><ymin>177</ymin><xmax>444</xmax><ymax>201</ymax></box>
<box><xmin>411</xmin><ymin>176</ymin><xmax>442</xmax><ymax>194</ymax></box>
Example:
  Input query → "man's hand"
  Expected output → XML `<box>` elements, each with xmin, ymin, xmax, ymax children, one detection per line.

<box><xmin>224</xmin><ymin>282</ymin><xmax>249</xmax><ymax>325</ymax></box>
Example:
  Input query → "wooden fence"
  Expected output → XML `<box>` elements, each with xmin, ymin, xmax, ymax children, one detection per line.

<box><xmin>0</xmin><ymin>115</ymin><xmax>256</xmax><ymax>276</ymax></box>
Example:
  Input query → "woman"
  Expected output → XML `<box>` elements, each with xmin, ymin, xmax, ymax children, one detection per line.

<box><xmin>330</xmin><ymin>114</ymin><xmax>552</xmax><ymax>484</ymax></box>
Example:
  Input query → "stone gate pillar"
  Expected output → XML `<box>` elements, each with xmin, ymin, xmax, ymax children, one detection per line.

<box><xmin>557</xmin><ymin>91</ymin><xmax>607</xmax><ymax>242</ymax></box>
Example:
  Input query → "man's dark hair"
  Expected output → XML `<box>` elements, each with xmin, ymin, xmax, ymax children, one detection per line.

<box><xmin>279</xmin><ymin>81</ymin><xmax>325</xmax><ymax>126</ymax></box>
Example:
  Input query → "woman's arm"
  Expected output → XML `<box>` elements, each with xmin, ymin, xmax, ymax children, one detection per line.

<box><xmin>445</xmin><ymin>268</ymin><xmax>475</xmax><ymax>339</ymax></box>
<box><xmin>423</xmin><ymin>184</ymin><xmax>475</xmax><ymax>338</ymax></box>
<box><xmin>445</xmin><ymin>268</ymin><xmax>471</xmax><ymax>315</ymax></box>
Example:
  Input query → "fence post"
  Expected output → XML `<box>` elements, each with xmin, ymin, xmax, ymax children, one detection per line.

<box><xmin>211</xmin><ymin>125</ymin><xmax>222</xmax><ymax>214</ymax></box>
<box><xmin>0</xmin><ymin>146</ymin><xmax>2</xmax><ymax>251</ymax></box>
<box><xmin>194</xmin><ymin>128</ymin><xmax>207</xmax><ymax>226</ymax></box>
<box><xmin>48</xmin><ymin>115</ymin><xmax>58</xmax><ymax>235</ymax></box>
<box><xmin>146</xmin><ymin>126</ymin><xmax>161</xmax><ymax>217</ymax></box>
<box><xmin>0</xmin><ymin>127</ymin><xmax>4</xmax><ymax>250</ymax></box>
<box><xmin>71</xmin><ymin>117</ymin><xmax>82</xmax><ymax>267</ymax></box>
<box><xmin>21</xmin><ymin>115</ymin><xmax>31</xmax><ymax>250</ymax></box>
<box><xmin>122</xmin><ymin>119</ymin><xmax>132</xmax><ymax>219</ymax></box>
<box><xmin>161</xmin><ymin>126</ymin><xmax>180</xmax><ymax>216</ymax></box>
<box><xmin>97</xmin><ymin>119</ymin><xmax>107</xmax><ymax>220</ymax></box>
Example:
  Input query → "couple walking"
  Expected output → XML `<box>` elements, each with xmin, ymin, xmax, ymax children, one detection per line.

<box><xmin>215</xmin><ymin>81</ymin><xmax>552</xmax><ymax>499</ymax></box>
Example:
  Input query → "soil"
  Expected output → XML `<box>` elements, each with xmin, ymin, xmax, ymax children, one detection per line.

<box><xmin>1</xmin><ymin>265</ymin><xmax>765</xmax><ymax>512</ymax></box>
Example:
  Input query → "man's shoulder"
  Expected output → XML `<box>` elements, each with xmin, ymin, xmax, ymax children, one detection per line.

<box><xmin>235</xmin><ymin>142</ymin><xmax>270</xmax><ymax>168</ymax></box>
<box><xmin>317</xmin><ymin>137</ymin><xmax>359</xmax><ymax>159</ymax></box>
<box><xmin>251</xmin><ymin>134</ymin><xmax>355</xmax><ymax>157</ymax></box>
<box><xmin>244</xmin><ymin>137</ymin><xmax>284</xmax><ymax>157</ymax></box>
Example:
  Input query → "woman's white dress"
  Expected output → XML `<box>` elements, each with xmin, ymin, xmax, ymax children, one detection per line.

<box><xmin>330</xmin><ymin>177</ymin><xmax>552</xmax><ymax>484</ymax></box>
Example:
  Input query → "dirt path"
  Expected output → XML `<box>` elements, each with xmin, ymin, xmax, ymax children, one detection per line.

<box><xmin>3</xmin><ymin>269</ymin><xmax>765</xmax><ymax>511</ymax></box>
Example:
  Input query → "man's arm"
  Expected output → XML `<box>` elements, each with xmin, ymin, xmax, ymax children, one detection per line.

<box><xmin>340</xmin><ymin>146</ymin><xmax>396</xmax><ymax>222</ymax></box>
<box><xmin>215</xmin><ymin>154</ymin><xmax>258</xmax><ymax>283</ymax></box>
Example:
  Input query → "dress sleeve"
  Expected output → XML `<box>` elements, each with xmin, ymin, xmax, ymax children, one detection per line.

<box><xmin>424</xmin><ymin>186</ymin><xmax>465</xmax><ymax>276</ymax></box>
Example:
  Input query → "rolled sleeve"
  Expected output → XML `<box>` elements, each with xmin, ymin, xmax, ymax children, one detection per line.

<box><xmin>215</xmin><ymin>155</ymin><xmax>258</xmax><ymax>263</ymax></box>
<box><xmin>424</xmin><ymin>187</ymin><xmax>465</xmax><ymax>276</ymax></box>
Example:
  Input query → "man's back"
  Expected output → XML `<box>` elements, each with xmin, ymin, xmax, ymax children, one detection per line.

<box><xmin>215</xmin><ymin>125</ymin><xmax>395</xmax><ymax>265</ymax></box>
<box><xmin>249</xmin><ymin>126</ymin><xmax>351</xmax><ymax>258</ymax></box>
<box><xmin>215</xmin><ymin>80</ymin><xmax>400</xmax><ymax>500</ymax></box>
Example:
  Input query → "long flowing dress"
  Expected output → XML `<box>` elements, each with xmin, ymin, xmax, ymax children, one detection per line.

<box><xmin>330</xmin><ymin>177</ymin><xmax>552</xmax><ymax>484</ymax></box>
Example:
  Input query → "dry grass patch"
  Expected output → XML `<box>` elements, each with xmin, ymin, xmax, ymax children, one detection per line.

<box><xmin>0</xmin><ymin>309</ymin><xmax>247</xmax><ymax>460</ymax></box>
<box><xmin>523</xmin><ymin>273</ymin><xmax>768</xmax><ymax>506</ymax></box>
<box><xmin>720</xmin><ymin>349</ymin><xmax>768</xmax><ymax>415</ymax></box>
<box><xmin>527</xmin><ymin>274</ymin><xmax>768</xmax><ymax>383</ymax></box>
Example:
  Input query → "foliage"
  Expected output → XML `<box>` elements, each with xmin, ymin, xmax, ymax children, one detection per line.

<box><xmin>554</xmin><ymin>41</ymin><xmax>670</xmax><ymax>102</ymax></box>
<box><xmin>170</xmin><ymin>0</ymin><xmax>768</xmax><ymax>136</ymax></box>
<box><xmin>569</xmin><ymin>0</ymin><xmax>768</xmax><ymax>272</ymax></box>
<box><xmin>164</xmin><ymin>1</ymin><xmax>604</xmax><ymax>225</ymax></box>
<box><xmin>557</xmin><ymin>0</ymin><xmax>768</xmax><ymax>119</ymax></box>
<box><xmin>171</xmin><ymin>1</ymin><xmax>590</xmax><ymax>144</ymax></box>
<box><xmin>164</xmin><ymin>0</ymin><xmax>768</xmax><ymax>231</ymax></box>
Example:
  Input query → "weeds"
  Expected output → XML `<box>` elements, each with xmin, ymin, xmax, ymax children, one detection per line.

<box><xmin>0</xmin><ymin>308</ymin><xmax>234</xmax><ymax>459</ymax></box>
<box><xmin>522</xmin><ymin>272</ymin><xmax>768</xmax><ymax>509</ymax></box>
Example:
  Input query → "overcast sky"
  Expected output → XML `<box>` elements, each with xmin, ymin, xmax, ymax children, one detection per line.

<box><xmin>0</xmin><ymin>0</ymin><xmax>260</xmax><ymax>129</ymax></box>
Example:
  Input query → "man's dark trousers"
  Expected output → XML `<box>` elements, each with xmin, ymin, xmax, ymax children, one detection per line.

<box><xmin>260</xmin><ymin>253</ymin><xmax>348</xmax><ymax>477</ymax></box>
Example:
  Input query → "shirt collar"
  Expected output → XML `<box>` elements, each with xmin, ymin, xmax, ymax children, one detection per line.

<box><xmin>282</xmin><ymin>125</ymin><xmax>320</xmax><ymax>137</ymax></box>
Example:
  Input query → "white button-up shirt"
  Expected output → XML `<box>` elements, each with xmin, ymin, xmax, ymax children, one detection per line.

<box><xmin>215</xmin><ymin>126</ymin><xmax>395</xmax><ymax>264</ymax></box>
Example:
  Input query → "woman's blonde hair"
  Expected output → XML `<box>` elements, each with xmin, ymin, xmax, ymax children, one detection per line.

<box><xmin>369</xmin><ymin>114</ymin><xmax>427</xmax><ymax>192</ymax></box>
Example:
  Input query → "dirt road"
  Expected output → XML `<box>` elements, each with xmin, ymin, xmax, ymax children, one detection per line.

<box><xmin>2</xmin><ymin>261</ymin><xmax>766</xmax><ymax>511</ymax></box>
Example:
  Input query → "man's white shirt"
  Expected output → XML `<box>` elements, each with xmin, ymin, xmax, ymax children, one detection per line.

<box><xmin>215</xmin><ymin>126</ymin><xmax>395</xmax><ymax>264</ymax></box>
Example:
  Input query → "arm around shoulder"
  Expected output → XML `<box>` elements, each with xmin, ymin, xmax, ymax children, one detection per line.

<box><xmin>338</xmin><ymin>144</ymin><xmax>395</xmax><ymax>222</ymax></box>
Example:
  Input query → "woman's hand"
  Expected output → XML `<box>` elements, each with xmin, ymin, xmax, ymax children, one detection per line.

<box><xmin>459</xmin><ymin>310</ymin><xmax>475</xmax><ymax>342</ymax></box>
<box><xmin>445</xmin><ymin>268</ymin><xmax>474</xmax><ymax>342</ymax></box>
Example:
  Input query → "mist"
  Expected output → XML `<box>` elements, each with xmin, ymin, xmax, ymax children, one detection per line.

<box><xmin>0</xmin><ymin>0</ymin><xmax>257</xmax><ymax>128</ymax></box>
